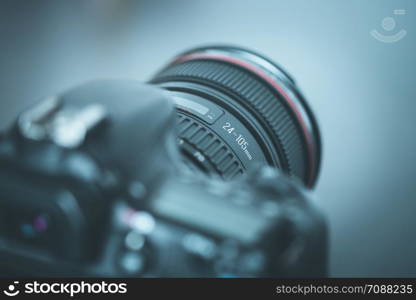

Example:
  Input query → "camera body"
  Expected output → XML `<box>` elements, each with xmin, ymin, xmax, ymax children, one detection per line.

<box><xmin>0</xmin><ymin>80</ymin><xmax>327</xmax><ymax>277</ymax></box>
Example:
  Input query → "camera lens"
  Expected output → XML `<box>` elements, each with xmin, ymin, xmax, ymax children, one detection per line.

<box><xmin>150</xmin><ymin>46</ymin><xmax>321</xmax><ymax>187</ymax></box>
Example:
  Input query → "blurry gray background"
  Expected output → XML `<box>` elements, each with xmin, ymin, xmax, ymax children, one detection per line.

<box><xmin>0</xmin><ymin>0</ymin><xmax>415</xmax><ymax>277</ymax></box>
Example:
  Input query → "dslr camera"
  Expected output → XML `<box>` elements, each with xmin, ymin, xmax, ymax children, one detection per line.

<box><xmin>0</xmin><ymin>46</ymin><xmax>327</xmax><ymax>277</ymax></box>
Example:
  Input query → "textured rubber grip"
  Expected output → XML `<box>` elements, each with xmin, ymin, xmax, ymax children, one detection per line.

<box><xmin>177</xmin><ymin>114</ymin><xmax>243</xmax><ymax>180</ymax></box>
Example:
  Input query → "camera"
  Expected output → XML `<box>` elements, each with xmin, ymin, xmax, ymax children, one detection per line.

<box><xmin>0</xmin><ymin>46</ymin><xmax>327</xmax><ymax>277</ymax></box>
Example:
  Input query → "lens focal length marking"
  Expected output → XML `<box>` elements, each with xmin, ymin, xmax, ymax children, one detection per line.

<box><xmin>222</xmin><ymin>122</ymin><xmax>253</xmax><ymax>161</ymax></box>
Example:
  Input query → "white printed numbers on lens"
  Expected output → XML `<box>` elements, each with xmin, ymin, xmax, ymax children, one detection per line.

<box><xmin>222</xmin><ymin>122</ymin><xmax>235</xmax><ymax>134</ymax></box>
<box><xmin>3</xmin><ymin>282</ymin><xmax>20</xmax><ymax>297</ymax></box>
<box><xmin>222</xmin><ymin>122</ymin><xmax>253</xmax><ymax>160</ymax></box>
<box><xmin>236</xmin><ymin>134</ymin><xmax>248</xmax><ymax>151</ymax></box>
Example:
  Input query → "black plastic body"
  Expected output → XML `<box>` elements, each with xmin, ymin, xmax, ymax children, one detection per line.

<box><xmin>0</xmin><ymin>80</ymin><xmax>327</xmax><ymax>277</ymax></box>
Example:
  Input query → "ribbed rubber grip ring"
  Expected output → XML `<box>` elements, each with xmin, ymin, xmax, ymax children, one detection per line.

<box><xmin>152</xmin><ymin>56</ymin><xmax>313</xmax><ymax>185</ymax></box>
<box><xmin>177</xmin><ymin>114</ymin><xmax>243</xmax><ymax>180</ymax></box>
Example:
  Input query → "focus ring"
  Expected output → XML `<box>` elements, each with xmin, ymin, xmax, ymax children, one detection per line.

<box><xmin>177</xmin><ymin>114</ymin><xmax>243</xmax><ymax>180</ymax></box>
<box><xmin>153</xmin><ymin>60</ymin><xmax>307</xmax><ymax>182</ymax></box>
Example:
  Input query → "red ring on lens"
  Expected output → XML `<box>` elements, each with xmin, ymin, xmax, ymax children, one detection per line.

<box><xmin>172</xmin><ymin>53</ymin><xmax>316</xmax><ymax>186</ymax></box>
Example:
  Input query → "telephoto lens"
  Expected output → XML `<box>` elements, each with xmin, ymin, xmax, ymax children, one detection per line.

<box><xmin>150</xmin><ymin>46</ymin><xmax>321</xmax><ymax>187</ymax></box>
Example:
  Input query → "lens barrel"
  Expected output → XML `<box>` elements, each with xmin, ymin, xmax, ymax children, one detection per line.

<box><xmin>150</xmin><ymin>46</ymin><xmax>321</xmax><ymax>187</ymax></box>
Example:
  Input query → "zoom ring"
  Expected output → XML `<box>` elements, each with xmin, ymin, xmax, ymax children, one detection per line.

<box><xmin>153</xmin><ymin>60</ymin><xmax>307</xmax><ymax>181</ymax></box>
<box><xmin>177</xmin><ymin>114</ymin><xmax>243</xmax><ymax>180</ymax></box>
